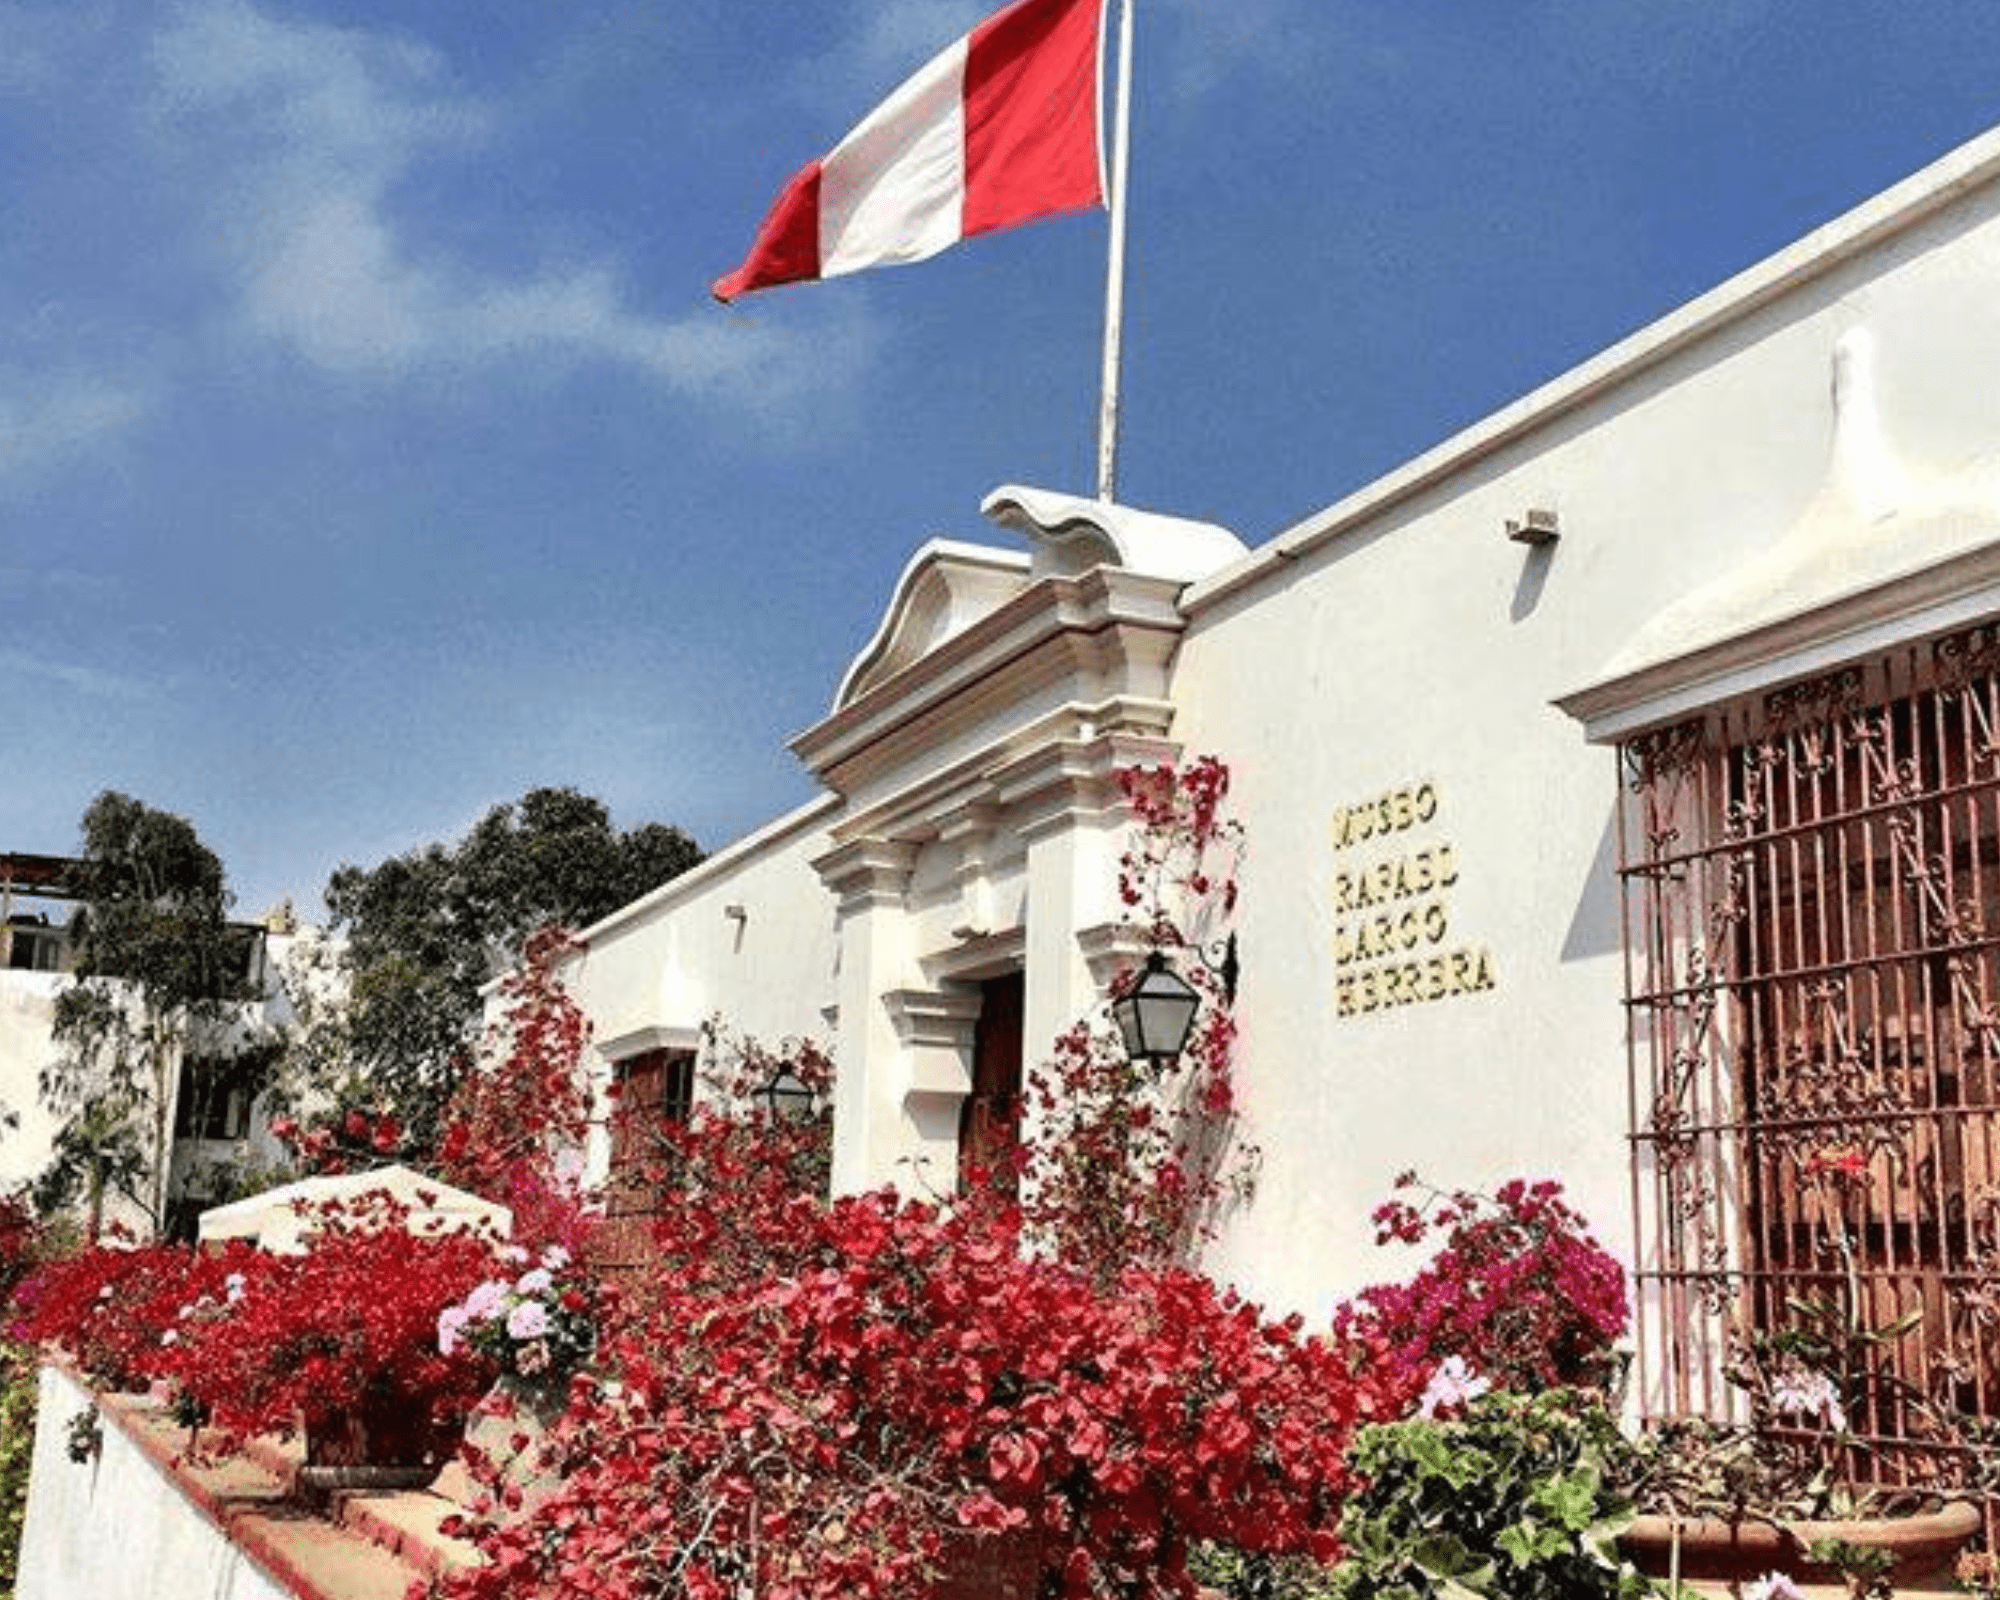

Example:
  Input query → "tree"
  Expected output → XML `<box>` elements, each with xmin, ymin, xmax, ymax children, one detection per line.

<box><xmin>36</xmin><ymin>792</ymin><xmax>266</xmax><ymax>1237</ymax></box>
<box><xmin>322</xmin><ymin>787</ymin><xmax>701</xmax><ymax>1153</ymax></box>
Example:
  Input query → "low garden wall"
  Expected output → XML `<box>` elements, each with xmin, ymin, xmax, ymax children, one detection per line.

<box><xmin>19</xmin><ymin>1365</ymin><xmax>291</xmax><ymax>1600</ymax></box>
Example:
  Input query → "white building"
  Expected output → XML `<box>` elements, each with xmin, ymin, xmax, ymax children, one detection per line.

<box><xmin>556</xmin><ymin>120</ymin><xmax>2000</xmax><ymax>1443</ymax></box>
<box><xmin>0</xmin><ymin>861</ymin><xmax>306</xmax><ymax>1237</ymax></box>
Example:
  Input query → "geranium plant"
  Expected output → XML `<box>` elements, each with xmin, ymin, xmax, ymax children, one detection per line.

<box><xmin>439</xmin><ymin>1243</ymin><xmax>596</xmax><ymax>1389</ymax></box>
<box><xmin>1327</xmin><ymin>1388</ymin><xmax>1654</xmax><ymax>1600</ymax></box>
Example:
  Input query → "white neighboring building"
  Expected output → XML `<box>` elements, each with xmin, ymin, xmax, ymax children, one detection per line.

<box><xmin>559</xmin><ymin>121</ymin><xmax>2000</xmax><ymax>1441</ymax></box>
<box><xmin>0</xmin><ymin>862</ymin><xmax>307</xmax><ymax>1237</ymax></box>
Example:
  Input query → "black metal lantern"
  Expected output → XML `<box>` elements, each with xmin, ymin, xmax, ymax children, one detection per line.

<box><xmin>1113</xmin><ymin>951</ymin><xmax>1203</xmax><ymax>1068</ymax></box>
<box><xmin>755</xmin><ymin>1068</ymin><xmax>818</xmax><ymax>1121</ymax></box>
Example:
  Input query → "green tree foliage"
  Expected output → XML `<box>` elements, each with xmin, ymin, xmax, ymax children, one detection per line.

<box><xmin>323</xmin><ymin>787</ymin><xmax>701</xmax><ymax>1152</ymax></box>
<box><xmin>0</xmin><ymin>1344</ymin><xmax>34</xmax><ymax>1597</ymax></box>
<box><xmin>36</xmin><ymin>792</ymin><xmax>261</xmax><ymax>1236</ymax></box>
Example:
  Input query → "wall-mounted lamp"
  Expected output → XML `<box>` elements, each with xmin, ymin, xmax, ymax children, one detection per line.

<box><xmin>1112</xmin><ymin>934</ymin><xmax>1239</xmax><ymax>1069</ymax></box>
<box><xmin>1505</xmin><ymin>508</ymin><xmax>1560</xmax><ymax>547</ymax></box>
<box><xmin>1113</xmin><ymin>953</ymin><xmax>1201</xmax><ymax>1068</ymax></box>
<box><xmin>755</xmin><ymin>1068</ymin><xmax>818</xmax><ymax>1121</ymax></box>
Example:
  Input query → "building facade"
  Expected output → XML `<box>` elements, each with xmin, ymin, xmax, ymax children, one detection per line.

<box><xmin>556</xmin><ymin>122</ymin><xmax>2000</xmax><ymax>1441</ymax></box>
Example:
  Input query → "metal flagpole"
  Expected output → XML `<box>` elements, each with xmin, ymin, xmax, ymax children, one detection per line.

<box><xmin>1095</xmin><ymin>0</ymin><xmax>1135</xmax><ymax>504</ymax></box>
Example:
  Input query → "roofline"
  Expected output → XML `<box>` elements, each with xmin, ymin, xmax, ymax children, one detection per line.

<box><xmin>1181</xmin><ymin>120</ymin><xmax>2000</xmax><ymax>617</ymax></box>
<box><xmin>565</xmin><ymin>793</ymin><xmax>841</xmax><ymax>953</ymax></box>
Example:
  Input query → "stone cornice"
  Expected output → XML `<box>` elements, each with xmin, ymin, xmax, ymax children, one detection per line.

<box><xmin>883</xmin><ymin>987</ymin><xmax>983</xmax><ymax>1047</ymax></box>
<box><xmin>1555</xmin><ymin>535</ymin><xmax>2000</xmax><ymax>743</ymax></box>
<box><xmin>1075</xmin><ymin>921</ymin><xmax>1151</xmax><ymax>989</ymax></box>
<box><xmin>824</xmin><ymin>712</ymin><xmax>1178</xmax><ymax>854</ymax></box>
<box><xmin>811</xmin><ymin>837</ymin><xmax>920</xmax><ymax>912</ymax></box>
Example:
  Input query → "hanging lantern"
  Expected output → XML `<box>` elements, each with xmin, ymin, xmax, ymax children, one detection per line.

<box><xmin>1112</xmin><ymin>951</ymin><xmax>1203</xmax><ymax>1068</ymax></box>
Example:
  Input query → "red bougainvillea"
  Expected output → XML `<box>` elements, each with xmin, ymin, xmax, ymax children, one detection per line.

<box><xmin>1022</xmin><ymin>756</ymin><xmax>1253</xmax><ymax>1280</ymax></box>
<box><xmin>268</xmin><ymin>1102</ymin><xmax>409</xmax><ymax>1175</ymax></box>
<box><xmin>429</xmin><ymin>1192</ymin><xmax>1399</xmax><ymax>1600</ymax></box>
<box><xmin>13</xmin><ymin>1199</ymin><xmax>503</xmax><ymax>1456</ymax></box>
<box><xmin>11</xmin><ymin>1234</ymin><xmax>255</xmax><ymax>1393</ymax></box>
<box><xmin>1335</xmin><ymin>1173</ymin><xmax>1630</xmax><ymax>1402</ymax></box>
<box><xmin>152</xmin><ymin>1197</ymin><xmax>502</xmax><ymax>1451</ymax></box>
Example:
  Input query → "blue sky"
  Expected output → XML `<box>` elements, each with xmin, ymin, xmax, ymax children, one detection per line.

<box><xmin>6</xmin><ymin>0</ymin><xmax>2000</xmax><ymax>920</ymax></box>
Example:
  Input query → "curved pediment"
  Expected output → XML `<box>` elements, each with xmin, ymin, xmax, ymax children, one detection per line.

<box><xmin>981</xmin><ymin>483</ymin><xmax>1250</xmax><ymax>582</ymax></box>
<box><xmin>834</xmin><ymin>540</ymin><xmax>1032</xmax><ymax>711</ymax></box>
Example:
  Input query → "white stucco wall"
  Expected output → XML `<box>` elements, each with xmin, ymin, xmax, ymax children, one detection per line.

<box><xmin>536</xmin><ymin>124</ymin><xmax>2000</xmax><ymax>1334</ymax></box>
<box><xmin>1168</xmin><ymin>131</ymin><xmax>2000</xmax><ymax>1316</ymax></box>
<box><xmin>18</xmin><ymin>1366</ymin><xmax>290</xmax><ymax>1600</ymax></box>
<box><xmin>0</xmin><ymin>975</ymin><xmax>68</xmax><ymax>1193</ymax></box>
<box><xmin>557</xmin><ymin>800</ymin><xmax>844</xmax><ymax>1183</ymax></box>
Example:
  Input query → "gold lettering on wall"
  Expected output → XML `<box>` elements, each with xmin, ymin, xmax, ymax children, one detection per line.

<box><xmin>1331</xmin><ymin>781</ymin><xmax>1496</xmax><ymax>1018</ymax></box>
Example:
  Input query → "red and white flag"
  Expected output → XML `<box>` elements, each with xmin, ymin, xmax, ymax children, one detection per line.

<box><xmin>713</xmin><ymin>0</ymin><xmax>1106</xmax><ymax>303</ymax></box>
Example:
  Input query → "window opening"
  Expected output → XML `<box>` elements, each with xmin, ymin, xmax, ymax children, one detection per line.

<box><xmin>173</xmin><ymin>1054</ymin><xmax>255</xmax><ymax>1142</ymax></box>
<box><xmin>1620</xmin><ymin>626</ymin><xmax>2000</xmax><ymax>1489</ymax></box>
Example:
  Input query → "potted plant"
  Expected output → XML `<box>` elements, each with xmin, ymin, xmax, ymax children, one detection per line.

<box><xmin>1615</xmin><ymin>1148</ymin><xmax>1986</xmax><ymax>1593</ymax></box>
<box><xmin>437</xmin><ymin>1242</ymin><xmax>599</xmax><ymax>1511</ymax></box>
<box><xmin>162</xmin><ymin>1195</ymin><xmax>501</xmax><ymax>1491</ymax></box>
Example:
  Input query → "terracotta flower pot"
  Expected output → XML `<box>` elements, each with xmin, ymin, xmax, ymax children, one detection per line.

<box><xmin>1620</xmin><ymin>1499</ymin><xmax>1983</xmax><ymax>1587</ymax></box>
<box><xmin>297</xmin><ymin>1397</ymin><xmax>450</xmax><ymax>1494</ymax></box>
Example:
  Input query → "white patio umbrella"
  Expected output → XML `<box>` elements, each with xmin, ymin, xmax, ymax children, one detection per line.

<box><xmin>196</xmin><ymin>1164</ymin><xmax>511</xmax><ymax>1253</ymax></box>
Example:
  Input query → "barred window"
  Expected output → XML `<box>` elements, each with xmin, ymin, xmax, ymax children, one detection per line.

<box><xmin>1620</xmin><ymin>627</ymin><xmax>2000</xmax><ymax>1487</ymax></box>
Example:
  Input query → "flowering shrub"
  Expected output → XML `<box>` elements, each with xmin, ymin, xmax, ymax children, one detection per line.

<box><xmin>9</xmin><ymin>1235</ymin><xmax>250</xmax><ymax>1392</ymax></box>
<box><xmin>439</xmin><ymin>1243</ymin><xmax>596</xmax><ymax>1387</ymax></box>
<box><xmin>268</xmin><ymin>1101</ymin><xmax>408</xmax><ymax>1176</ymax></box>
<box><xmin>1023</xmin><ymin>756</ymin><xmax>1253</xmax><ymax>1280</ymax></box>
<box><xmin>436</xmin><ymin>927</ymin><xmax>594</xmax><ymax>1207</ymax></box>
<box><xmin>151</xmin><ymin>1197</ymin><xmax>501</xmax><ymax>1456</ymax></box>
<box><xmin>429</xmin><ymin>1193</ymin><xmax>1396</xmax><ymax>1600</ymax></box>
<box><xmin>1336</xmin><ymin>1175</ymin><xmax>1628</xmax><ymax>1403</ymax></box>
<box><xmin>0</xmin><ymin>1195</ymin><xmax>41</xmax><ymax>1305</ymax></box>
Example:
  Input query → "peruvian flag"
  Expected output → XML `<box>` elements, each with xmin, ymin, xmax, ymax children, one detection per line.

<box><xmin>713</xmin><ymin>0</ymin><xmax>1106</xmax><ymax>303</ymax></box>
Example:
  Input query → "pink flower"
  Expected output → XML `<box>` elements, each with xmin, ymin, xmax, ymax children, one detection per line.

<box><xmin>1416</xmin><ymin>1355</ymin><xmax>1490</xmax><ymax>1418</ymax></box>
<box><xmin>438</xmin><ymin>1304</ymin><xmax>470</xmax><ymax>1356</ymax></box>
<box><xmin>507</xmin><ymin>1301</ymin><xmax>551</xmax><ymax>1341</ymax></box>
<box><xmin>515</xmin><ymin>1338</ymin><xmax>551</xmax><ymax>1376</ymax></box>
<box><xmin>464</xmin><ymin>1280</ymin><xmax>508</xmax><ymax>1321</ymax></box>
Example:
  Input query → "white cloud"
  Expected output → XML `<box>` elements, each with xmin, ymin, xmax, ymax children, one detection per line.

<box><xmin>0</xmin><ymin>370</ymin><xmax>149</xmax><ymax>485</ymax></box>
<box><xmin>0</xmin><ymin>648</ymin><xmax>158</xmax><ymax>704</ymax></box>
<box><xmin>150</xmin><ymin>0</ymin><xmax>869</xmax><ymax>404</ymax></box>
